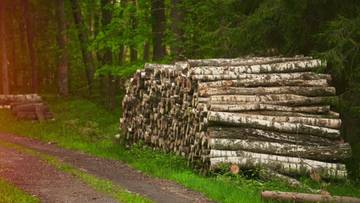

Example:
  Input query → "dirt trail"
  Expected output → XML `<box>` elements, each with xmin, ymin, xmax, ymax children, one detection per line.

<box><xmin>0</xmin><ymin>143</ymin><xmax>117</xmax><ymax>203</ymax></box>
<box><xmin>0</xmin><ymin>133</ymin><xmax>212</xmax><ymax>203</ymax></box>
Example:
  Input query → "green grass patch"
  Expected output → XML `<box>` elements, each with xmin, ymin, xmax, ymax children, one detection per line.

<box><xmin>0</xmin><ymin>178</ymin><xmax>38</xmax><ymax>203</ymax></box>
<box><xmin>0</xmin><ymin>96</ymin><xmax>359</xmax><ymax>202</ymax></box>
<box><xmin>0</xmin><ymin>140</ymin><xmax>151</xmax><ymax>203</ymax></box>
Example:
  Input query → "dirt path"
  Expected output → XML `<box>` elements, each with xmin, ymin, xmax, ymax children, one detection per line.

<box><xmin>0</xmin><ymin>133</ymin><xmax>212</xmax><ymax>203</ymax></box>
<box><xmin>0</xmin><ymin>143</ymin><xmax>117</xmax><ymax>203</ymax></box>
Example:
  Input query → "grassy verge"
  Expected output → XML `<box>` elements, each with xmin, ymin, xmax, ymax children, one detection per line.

<box><xmin>0</xmin><ymin>96</ymin><xmax>359</xmax><ymax>202</ymax></box>
<box><xmin>0</xmin><ymin>178</ymin><xmax>38</xmax><ymax>203</ymax></box>
<box><xmin>0</xmin><ymin>140</ymin><xmax>151</xmax><ymax>203</ymax></box>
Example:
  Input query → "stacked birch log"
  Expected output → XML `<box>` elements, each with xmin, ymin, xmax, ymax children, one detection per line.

<box><xmin>121</xmin><ymin>56</ymin><xmax>351</xmax><ymax>180</ymax></box>
<box><xmin>0</xmin><ymin>94</ymin><xmax>53</xmax><ymax>121</ymax></box>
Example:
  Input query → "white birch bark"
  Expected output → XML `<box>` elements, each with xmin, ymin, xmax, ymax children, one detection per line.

<box><xmin>0</xmin><ymin>94</ymin><xmax>42</xmax><ymax>104</ymax></box>
<box><xmin>198</xmin><ymin>79</ymin><xmax>328</xmax><ymax>89</ymax></box>
<box><xmin>208</xmin><ymin>139</ymin><xmax>351</xmax><ymax>161</ymax></box>
<box><xmin>209</xmin><ymin>150</ymin><xmax>347</xmax><ymax>179</ymax></box>
<box><xmin>261</xmin><ymin>191</ymin><xmax>360</xmax><ymax>203</ymax></box>
<box><xmin>191</xmin><ymin>59</ymin><xmax>322</xmax><ymax>75</ymax></box>
<box><xmin>199</xmin><ymin>86</ymin><xmax>335</xmax><ymax>97</ymax></box>
<box><xmin>207</xmin><ymin>94</ymin><xmax>332</xmax><ymax>106</ymax></box>
<box><xmin>207</xmin><ymin>112</ymin><xmax>340</xmax><ymax>129</ymax></box>
<box><xmin>192</xmin><ymin>72</ymin><xmax>331</xmax><ymax>82</ymax></box>
<box><xmin>208</xmin><ymin>127</ymin><xmax>337</xmax><ymax>146</ymax></box>
<box><xmin>207</xmin><ymin>111</ymin><xmax>340</xmax><ymax>138</ymax></box>
<box><xmin>188</xmin><ymin>56</ymin><xmax>313</xmax><ymax>66</ymax></box>
<box><xmin>209</xmin><ymin>104</ymin><xmax>330</xmax><ymax>114</ymax></box>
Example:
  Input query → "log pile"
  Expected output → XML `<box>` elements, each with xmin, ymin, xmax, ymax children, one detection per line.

<box><xmin>121</xmin><ymin>56</ymin><xmax>351</xmax><ymax>180</ymax></box>
<box><xmin>0</xmin><ymin>94</ymin><xmax>53</xmax><ymax>121</ymax></box>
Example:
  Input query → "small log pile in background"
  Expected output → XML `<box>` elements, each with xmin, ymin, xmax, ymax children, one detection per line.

<box><xmin>121</xmin><ymin>56</ymin><xmax>352</xmax><ymax>180</ymax></box>
<box><xmin>0</xmin><ymin>94</ymin><xmax>53</xmax><ymax>121</ymax></box>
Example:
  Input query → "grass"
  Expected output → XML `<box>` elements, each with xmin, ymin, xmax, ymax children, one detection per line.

<box><xmin>0</xmin><ymin>178</ymin><xmax>38</xmax><ymax>203</ymax></box>
<box><xmin>0</xmin><ymin>96</ymin><xmax>359</xmax><ymax>202</ymax></box>
<box><xmin>0</xmin><ymin>139</ymin><xmax>151</xmax><ymax>203</ymax></box>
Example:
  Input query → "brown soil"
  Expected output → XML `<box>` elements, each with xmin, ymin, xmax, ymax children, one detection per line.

<box><xmin>0</xmin><ymin>144</ymin><xmax>116</xmax><ymax>203</ymax></box>
<box><xmin>0</xmin><ymin>133</ymin><xmax>212</xmax><ymax>203</ymax></box>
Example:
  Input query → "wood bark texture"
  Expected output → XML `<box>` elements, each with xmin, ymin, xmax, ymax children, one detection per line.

<box><xmin>261</xmin><ymin>191</ymin><xmax>360</xmax><ymax>203</ymax></box>
<box><xmin>120</xmin><ymin>56</ymin><xmax>350</xmax><ymax>181</ymax></box>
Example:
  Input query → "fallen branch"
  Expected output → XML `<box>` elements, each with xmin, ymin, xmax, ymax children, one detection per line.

<box><xmin>261</xmin><ymin>191</ymin><xmax>360</xmax><ymax>203</ymax></box>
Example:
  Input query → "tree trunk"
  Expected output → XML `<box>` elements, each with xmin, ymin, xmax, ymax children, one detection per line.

<box><xmin>101</xmin><ymin>0</ymin><xmax>116</xmax><ymax>110</ymax></box>
<box><xmin>170</xmin><ymin>0</ymin><xmax>184</xmax><ymax>60</ymax></box>
<box><xmin>0</xmin><ymin>94</ymin><xmax>42</xmax><ymax>105</ymax></box>
<box><xmin>143</xmin><ymin>41</ymin><xmax>150</xmax><ymax>61</ymax></box>
<box><xmin>207</xmin><ymin>94</ymin><xmax>333</xmax><ymax>106</ymax></box>
<box><xmin>0</xmin><ymin>1</ymin><xmax>9</xmax><ymax>94</ymax></box>
<box><xmin>188</xmin><ymin>56</ymin><xmax>313</xmax><ymax>66</ymax></box>
<box><xmin>128</xmin><ymin>0</ymin><xmax>138</xmax><ymax>62</ymax></box>
<box><xmin>191</xmin><ymin>72</ymin><xmax>331</xmax><ymax>82</ymax></box>
<box><xmin>70</xmin><ymin>0</ymin><xmax>95</xmax><ymax>95</ymax></box>
<box><xmin>198</xmin><ymin>79</ymin><xmax>329</xmax><ymax>89</ymax></box>
<box><xmin>207</xmin><ymin>111</ymin><xmax>340</xmax><ymax>138</ymax></box>
<box><xmin>191</xmin><ymin>59</ymin><xmax>322</xmax><ymax>75</ymax></box>
<box><xmin>209</xmin><ymin>104</ymin><xmax>331</xmax><ymax>115</ymax></box>
<box><xmin>244</xmin><ymin>110</ymin><xmax>339</xmax><ymax>118</ymax></box>
<box><xmin>208</xmin><ymin>112</ymin><xmax>341</xmax><ymax>129</ymax></box>
<box><xmin>17</xmin><ymin>3</ymin><xmax>28</xmax><ymax>92</ymax></box>
<box><xmin>208</xmin><ymin>139</ymin><xmax>351</xmax><ymax>161</ymax></box>
<box><xmin>261</xmin><ymin>191</ymin><xmax>360</xmax><ymax>203</ymax></box>
<box><xmin>24</xmin><ymin>0</ymin><xmax>38</xmax><ymax>93</ymax></box>
<box><xmin>151</xmin><ymin>0</ymin><xmax>166</xmax><ymax>60</ymax></box>
<box><xmin>199</xmin><ymin>86</ymin><xmax>335</xmax><ymax>97</ymax></box>
<box><xmin>208</xmin><ymin>127</ymin><xmax>337</xmax><ymax>146</ymax></box>
<box><xmin>56</xmin><ymin>0</ymin><xmax>69</xmax><ymax>97</ymax></box>
<box><xmin>209</xmin><ymin>150</ymin><xmax>347</xmax><ymax>179</ymax></box>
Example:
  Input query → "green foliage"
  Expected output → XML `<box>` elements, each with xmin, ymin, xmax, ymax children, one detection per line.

<box><xmin>319</xmin><ymin>14</ymin><xmax>360</xmax><ymax>91</ymax></box>
<box><xmin>95</xmin><ymin>63</ymin><xmax>145</xmax><ymax>78</ymax></box>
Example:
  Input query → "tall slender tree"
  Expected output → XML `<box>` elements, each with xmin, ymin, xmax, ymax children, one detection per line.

<box><xmin>0</xmin><ymin>0</ymin><xmax>10</xmax><ymax>94</ymax></box>
<box><xmin>101</xmin><ymin>0</ymin><xmax>116</xmax><ymax>110</ymax></box>
<box><xmin>24</xmin><ymin>0</ymin><xmax>38</xmax><ymax>93</ymax></box>
<box><xmin>129</xmin><ymin>0</ymin><xmax>138</xmax><ymax>62</ymax></box>
<box><xmin>151</xmin><ymin>0</ymin><xmax>166</xmax><ymax>60</ymax></box>
<box><xmin>56</xmin><ymin>0</ymin><xmax>69</xmax><ymax>97</ymax></box>
<box><xmin>70</xmin><ymin>0</ymin><xmax>95</xmax><ymax>95</ymax></box>
<box><xmin>170</xmin><ymin>0</ymin><xmax>184</xmax><ymax>60</ymax></box>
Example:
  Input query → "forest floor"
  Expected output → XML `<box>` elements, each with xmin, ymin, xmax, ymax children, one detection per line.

<box><xmin>0</xmin><ymin>96</ymin><xmax>359</xmax><ymax>203</ymax></box>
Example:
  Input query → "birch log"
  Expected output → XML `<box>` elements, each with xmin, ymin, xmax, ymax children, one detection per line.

<box><xmin>240</xmin><ymin>111</ymin><xmax>338</xmax><ymax>119</ymax></box>
<box><xmin>199</xmin><ymin>86</ymin><xmax>335</xmax><ymax>97</ymax></box>
<box><xmin>207</xmin><ymin>112</ymin><xmax>341</xmax><ymax>129</ymax></box>
<box><xmin>208</xmin><ymin>139</ymin><xmax>351</xmax><ymax>161</ymax></box>
<box><xmin>0</xmin><ymin>94</ymin><xmax>42</xmax><ymax>105</ymax></box>
<box><xmin>208</xmin><ymin>94</ymin><xmax>333</xmax><ymax>106</ymax></box>
<box><xmin>191</xmin><ymin>59</ymin><xmax>322</xmax><ymax>75</ymax></box>
<box><xmin>188</xmin><ymin>56</ymin><xmax>313</xmax><ymax>66</ymax></box>
<box><xmin>209</xmin><ymin>104</ymin><xmax>331</xmax><ymax>114</ymax></box>
<box><xmin>207</xmin><ymin>111</ymin><xmax>340</xmax><ymax>138</ymax></box>
<box><xmin>208</xmin><ymin>127</ymin><xmax>337</xmax><ymax>146</ymax></box>
<box><xmin>121</xmin><ymin>57</ymin><xmax>349</xmax><ymax>180</ymax></box>
<box><xmin>192</xmin><ymin>72</ymin><xmax>332</xmax><ymax>82</ymax></box>
<box><xmin>198</xmin><ymin>79</ymin><xmax>329</xmax><ymax>89</ymax></box>
<box><xmin>209</xmin><ymin>151</ymin><xmax>347</xmax><ymax>179</ymax></box>
<box><xmin>261</xmin><ymin>191</ymin><xmax>360</xmax><ymax>203</ymax></box>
